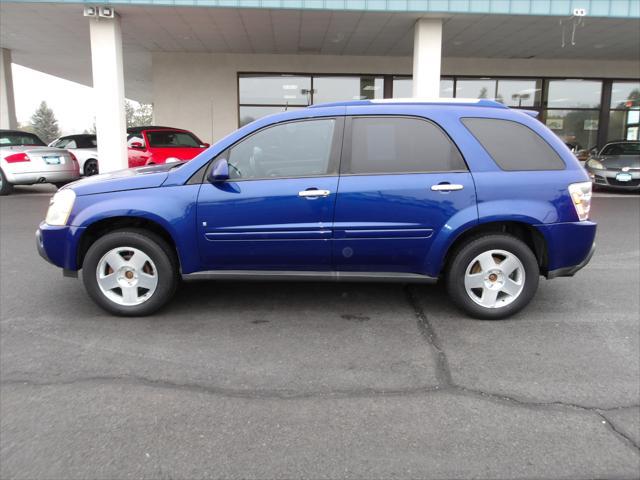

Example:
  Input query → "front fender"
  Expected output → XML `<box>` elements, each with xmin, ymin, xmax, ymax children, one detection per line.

<box><xmin>70</xmin><ymin>185</ymin><xmax>201</xmax><ymax>273</ymax></box>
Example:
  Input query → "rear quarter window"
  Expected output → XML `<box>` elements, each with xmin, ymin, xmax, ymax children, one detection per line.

<box><xmin>462</xmin><ymin>117</ymin><xmax>565</xmax><ymax>171</ymax></box>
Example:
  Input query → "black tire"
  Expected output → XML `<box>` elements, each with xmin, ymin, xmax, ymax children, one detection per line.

<box><xmin>446</xmin><ymin>234</ymin><xmax>540</xmax><ymax>320</ymax></box>
<box><xmin>53</xmin><ymin>182</ymin><xmax>68</xmax><ymax>189</ymax></box>
<box><xmin>84</xmin><ymin>159</ymin><xmax>99</xmax><ymax>176</ymax></box>
<box><xmin>0</xmin><ymin>168</ymin><xmax>13</xmax><ymax>196</ymax></box>
<box><xmin>82</xmin><ymin>229</ymin><xmax>178</xmax><ymax>316</ymax></box>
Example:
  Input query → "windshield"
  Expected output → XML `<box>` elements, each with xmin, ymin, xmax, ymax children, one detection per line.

<box><xmin>601</xmin><ymin>142</ymin><xmax>640</xmax><ymax>156</ymax></box>
<box><xmin>146</xmin><ymin>130</ymin><xmax>203</xmax><ymax>148</ymax></box>
<box><xmin>0</xmin><ymin>132</ymin><xmax>46</xmax><ymax>147</ymax></box>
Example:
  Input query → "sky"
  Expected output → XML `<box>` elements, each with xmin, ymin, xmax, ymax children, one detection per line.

<box><xmin>12</xmin><ymin>64</ymin><xmax>142</xmax><ymax>136</ymax></box>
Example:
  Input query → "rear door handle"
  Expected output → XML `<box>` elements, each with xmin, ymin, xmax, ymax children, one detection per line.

<box><xmin>298</xmin><ymin>189</ymin><xmax>331</xmax><ymax>198</ymax></box>
<box><xmin>431</xmin><ymin>183</ymin><xmax>464</xmax><ymax>192</ymax></box>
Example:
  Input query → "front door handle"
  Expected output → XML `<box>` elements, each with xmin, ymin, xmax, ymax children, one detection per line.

<box><xmin>431</xmin><ymin>183</ymin><xmax>464</xmax><ymax>192</ymax></box>
<box><xmin>298</xmin><ymin>189</ymin><xmax>331</xmax><ymax>198</ymax></box>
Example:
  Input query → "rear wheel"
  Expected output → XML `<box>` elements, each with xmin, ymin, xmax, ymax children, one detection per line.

<box><xmin>84</xmin><ymin>159</ymin><xmax>99</xmax><ymax>176</ymax></box>
<box><xmin>82</xmin><ymin>229</ymin><xmax>178</xmax><ymax>316</ymax></box>
<box><xmin>0</xmin><ymin>169</ymin><xmax>13</xmax><ymax>196</ymax></box>
<box><xmin>446</xmin><ymin>234</ymin><xmax>539</xmax><ymax>320</ymax></box>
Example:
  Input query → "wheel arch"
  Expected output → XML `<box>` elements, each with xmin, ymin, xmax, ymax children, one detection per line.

<box><xmin>440</xmin><ymin>221</ymin><xmax>548</xmax><ymax>276</ymax></box>
<box><xmin>77</xmin><ymin>216</ymin><xmax>181</xmax><ymax>271</ymax></box>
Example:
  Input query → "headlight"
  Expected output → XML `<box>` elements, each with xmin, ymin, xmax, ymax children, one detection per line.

<box><xmin>587</xmin><ymin>159</ymin><xmax>604</xmax><ymax>170</ymax></box>
<box><xmin>568</xmin><ymin>182</ymin><xmax>592</xmax><ymax>221</ymax></box>
<box><xmin>45</xmin><ymin>189</ymin><xmax>76</xmax><ymax>226</ymax></box>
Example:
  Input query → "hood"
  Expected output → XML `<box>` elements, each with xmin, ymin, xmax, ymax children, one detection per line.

<box><xmin>600</xmin><ymin>155</ymin><xmax>640</xmax><ymax>169</ymax></box>
<box><xmin>66</xmin><ymin>163</ymin><xmax>177</xmax><ymax>196</ymax></box>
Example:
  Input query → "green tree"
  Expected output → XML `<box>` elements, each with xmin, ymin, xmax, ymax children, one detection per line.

<box><xmin>29</xmin><ymin>101</ymin><xmax>60</xmax><ymax>143</ymax></box>
<box><xmin>125</xmin><ymin>100</ymin><xmax>153</xmax><ymax>128</ymax></box>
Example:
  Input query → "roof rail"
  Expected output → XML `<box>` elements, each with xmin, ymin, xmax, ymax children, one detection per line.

<box><xmin>308</xmin><ymin>98</ymin><xmax>508</xmax><ymax>109</ymax></box>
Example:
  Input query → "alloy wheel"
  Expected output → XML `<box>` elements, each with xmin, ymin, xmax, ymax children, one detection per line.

<box><xmin>463</xmin><ymin>249</ymin><xmax>525</xmax><ymax>309</ymax></box>
<box><xmin>96</xmin><ymin>246</ymin><xmax>158</xmax><ymax>306</ymax></box>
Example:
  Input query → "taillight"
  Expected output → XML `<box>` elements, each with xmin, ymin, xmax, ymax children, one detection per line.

<box><xmin>568</xmin><ymin>181</ymin><xmax>592</xmax><ymax>221</ymax></box>
<box><xmin>68</xmin><ymin>152</ymin><xmax>78</xmax><ymax>162</ymax></box>
<box><xmin>5</xmin><ymin>152</ymin><xmax>30</xmax><ymax>163</ymax></box>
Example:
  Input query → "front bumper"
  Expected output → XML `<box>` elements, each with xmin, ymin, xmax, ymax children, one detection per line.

<box><xmin>36</xmin><ymin>222</ymin><xmax>85</xmax><ymax>271</ymax></box>
<box><xmin>587</xmin><ymin>168</ymin><xmax>640</xmax><ymax>191</ymax></box>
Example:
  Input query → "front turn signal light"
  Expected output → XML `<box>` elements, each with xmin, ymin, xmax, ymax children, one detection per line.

<box><xmin>568</xmin><ymin>181</ymin><xmax>592</xmax><ymax>221</ymax></box>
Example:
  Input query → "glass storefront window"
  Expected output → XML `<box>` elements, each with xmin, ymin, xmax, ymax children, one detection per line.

<box><xmin>239</xmin><ymin>75</ymin><xmax>311</xmax><ymax>106</ymax></box>
<box><xmin>547</xmin><ymin>80</ymin><xmax>602</xmax><ymax>108</ymax></box>
<box><xmin>544</xmin><ymin>109</ymin><xmax>600</xmax><ymax>150</ymax></box>
<box><xmin>608</xmin><ymin>81</ymin><xmax>640</xmax><ymax>141</ymax></box>
<box><xmin>610</xmin><ymin>81</ymin><xmax>640</xmax><ymax>109</ymax></box>
<box><xmin>239</xmin><ymin>105</ymin><xmax>305</xmax><ymax>127</ymax></box>
<box><xmin>608</xmin><ymin>110</ymin><xmax>640</xmax><ymax>141</ymax></box>
<box><xmin>456</xmin><ymin>78</ymin><xmax>496</xmax><ymax>100</ymax></box>
<box><xmin>391</xmin><ymin>77</ymin><xmax>453</xmax><ymax>98</ymax></box>
<box><xmin>313</xmin><ymin>76</ymin><xmax>383</xmax><ymax>104</ymax></box>
<box><xmin>497</xmin><ymin>80</ymin><xmax>541</xmax><ymax>107</ymax></box>
<box><xmin>455</xmin><ymin>78</ymin><xmax>541</xmax><ymax>107</ymax></box>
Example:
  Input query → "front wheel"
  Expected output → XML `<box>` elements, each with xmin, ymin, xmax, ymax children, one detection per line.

<box><xmin>446</xmin><ymin>234</ymin><xmax>539</xmax><ymax>320</ymax></box>
<box><xmin>82</xmin><ymin>229</ymin><xmax>178</xmax><ymax>316</ymax></box>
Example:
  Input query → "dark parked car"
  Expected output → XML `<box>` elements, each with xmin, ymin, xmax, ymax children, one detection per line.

<box><xmin>37</xmin><ymin>99</ymin><xmax>595</xmax><ymax>319</ymax></box>
<box><xmin>585</xmin><ymin>141</ymin><xmax>640</xmax><ymax>191</ymax></box>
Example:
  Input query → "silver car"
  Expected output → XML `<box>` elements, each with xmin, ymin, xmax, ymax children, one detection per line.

<box><xmin>585</xmin><ymin>141</ymin><xmax>640</xmax><ymax>192</ymax></box>
<box><xmin>0</xmin><ymin>130</ymin><xmax>80</xmax><ymax>195</ymax></box>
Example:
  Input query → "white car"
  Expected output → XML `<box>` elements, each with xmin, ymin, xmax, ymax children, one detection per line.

<box><xmin>0</xmin><ymin>130</ymin><xmax>80</xmax><ymax>195</ymax></box>
<box><xmin>49</xmin><ymin>134</ymin><xmax>99</xmax><ymax>176</ymax></box>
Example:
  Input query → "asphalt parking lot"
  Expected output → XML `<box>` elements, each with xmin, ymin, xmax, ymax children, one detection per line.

<box><xmin>1</xmin><ymin>185</ymin><xmax>639</xmax><ymax>479</ymax></box>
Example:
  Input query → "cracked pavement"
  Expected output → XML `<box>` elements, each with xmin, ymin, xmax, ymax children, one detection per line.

<box><xmin>1</xmin><ymin>186</ymin><xmax>639</xmax><ymax>479</ymax></box>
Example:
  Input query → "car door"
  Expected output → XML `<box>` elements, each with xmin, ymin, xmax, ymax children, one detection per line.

<box><xmin>333</xmin><ymin>115</ymin><xmax>477</xmax><ymax>274</ymax></box>
<box><xmin>196</xmin><ymin>117</ymin><xmax>344</xmax><ymax>271</ymax></box>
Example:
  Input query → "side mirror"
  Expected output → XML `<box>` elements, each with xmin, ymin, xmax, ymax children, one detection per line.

<box><xmin>130</xmin><ymin>141</ymin><xmax>144</xmax><ymax>149</ymax></box>
<box><xmin>208</xmin><ymin>158</ymin><xmax>229</xmax><ymax>182</ymax></box>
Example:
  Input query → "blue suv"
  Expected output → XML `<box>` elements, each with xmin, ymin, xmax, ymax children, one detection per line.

<box><xmin>37</xmin><ymin>99</ymin><xmax>596</xmax><ymax>319</ymax></box>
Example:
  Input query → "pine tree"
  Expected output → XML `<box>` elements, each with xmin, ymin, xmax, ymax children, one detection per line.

<box><xmin>30</xmin><ymin>101</ymin><xmax>60</xmax><ymax>144</ymax></box>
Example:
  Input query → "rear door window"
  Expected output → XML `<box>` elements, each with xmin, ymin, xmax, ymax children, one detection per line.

<box><xmin>462</xmin><ymin>118</ymin><xmax>565</xmax><ymax>171</ymax></box>
<box><xmin>343</xmin><ymin>116</ymin><xmax>466</xmax><ymax>174</ymax></box>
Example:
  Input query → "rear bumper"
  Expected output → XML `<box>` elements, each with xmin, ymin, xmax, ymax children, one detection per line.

<box><xmin>547</xmin><ymin>242</ymin><xmax>595</xmax><ymax>279</ymax></box>
<box><xmin>7</xmin><ymin>170</ymin><xmax>80</xmax><ymax>185</ymax></box>
<box><xmin>36</xmin><ymin>222</ymin><xmax>85</xmax><ymax>271</ymax></box>
<box><xmin>535</xmin><ymin>220</ymin><xmax>597</xmax><ymax>279</ymax></box>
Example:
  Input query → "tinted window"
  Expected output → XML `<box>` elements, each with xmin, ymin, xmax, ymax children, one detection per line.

<box><xmin>462</xmin><ymin>118</ymin><xmax>565</xmax><ymax>171</ymax></box>
<box><xmin>147</xmin><ymin>131</ymin><xmax>202</xmax><ymax>148</ymax></box>
<box><xmin>76</xmin><ymin>136</ymin><xmax>97</xmax><ymax>148</ymax></box>
<box><xmin>346</xmin><ymin>117</ymin><xmax>466</xmax><ymax>174</ymax></box>
<box><xmin>227</xmin><ymin>119</ymin><xmax>336</xmax><ymax>180</ymax></box>
<box><xmin>0</xmin><ymin>132</ymin><xmax>45</xmax><ymax>147</ymax></box>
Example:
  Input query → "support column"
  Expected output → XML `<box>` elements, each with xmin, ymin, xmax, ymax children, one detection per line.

<box><xmin>0</xmin><ymin>48</ymin><xmax>18</xmax><ymax>130</ymax></box>
<box><xmin>89</xmin><ymin>13</ymin><xmax>127</xmax><ymax>172</ymax></box>
<box><xmin>412</xmin><ymin>18</ymin><xmax>443</xmax><ymax>98</ymax></box>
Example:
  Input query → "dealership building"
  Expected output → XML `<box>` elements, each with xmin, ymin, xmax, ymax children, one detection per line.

<box><xmin>1</xmin><ymin>0</ymin><xmax>639</xmax><ymax>171</ymax></box>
